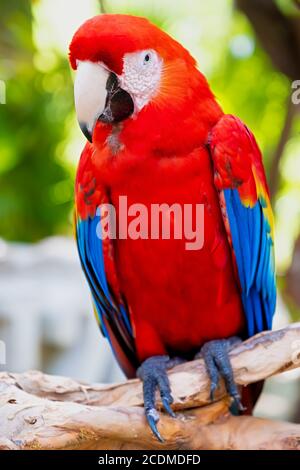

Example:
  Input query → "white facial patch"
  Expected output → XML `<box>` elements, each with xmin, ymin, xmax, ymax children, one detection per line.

<box><xmin>120</xmin><ymin>50</ymin><xmax>163</xmax><ymax>112</ymax></box>
<box><xmin>74</xmin><ymin>61</ymin><xmax>109</xmax><ymax>133</ymax></box>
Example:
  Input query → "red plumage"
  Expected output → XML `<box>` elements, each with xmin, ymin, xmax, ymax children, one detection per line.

<box><xmin>72</xmin><ymin>15</ymin><xmax>275</xmax><ymax>412</ymax></box>
<box><xmin>76</xmin><ymin>137</ymin><xmax>245</xmax><ymax>362</ymax></box>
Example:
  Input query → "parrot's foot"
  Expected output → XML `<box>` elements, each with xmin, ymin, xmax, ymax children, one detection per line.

<box><xmin>137</xmin><ymin>355</ymin><xmax>183</xmax><ymax>442</ymax></box>
<box><xmin>197</xmin><ymin>337</ymin><xmax>245</xmax><ymax>411</ymax></box>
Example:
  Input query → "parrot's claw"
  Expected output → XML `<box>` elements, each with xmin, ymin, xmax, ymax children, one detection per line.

<box><xmin>198</xmin><ymin>337</ymin><xmax>246</xmax><ymax>411</ymax></box>
<box><xmin>146</xmin><ymin>408</ymin><xmax>163</xmax><ymax>442</ymax></box>
<box><xmin>137</xmin><ymin>355</ymin><xmax>176</xmax><ymax>442</ymax></box>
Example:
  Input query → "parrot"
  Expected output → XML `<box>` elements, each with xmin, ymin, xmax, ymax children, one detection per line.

<box><xmin>69</xmin><ymin>14</ymin><xmax>276</xmax><ymax>441</ymax></box>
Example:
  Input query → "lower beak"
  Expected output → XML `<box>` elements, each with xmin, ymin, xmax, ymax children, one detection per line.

<box><xmin>74</xmin><ymin>62</ymin><xmax>134</xmax><ymax>143</ymax></box>
<box><xmin>98</xmin><ymin>72</ymin><xmax>134</xmax><ymax>126</ymax></box>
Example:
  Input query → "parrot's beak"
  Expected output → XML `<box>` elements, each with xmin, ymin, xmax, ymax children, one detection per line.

<box><xmin>74</xmin><ymin>61</ymin><xmax>134</xmax><ymax>142</ymax></box>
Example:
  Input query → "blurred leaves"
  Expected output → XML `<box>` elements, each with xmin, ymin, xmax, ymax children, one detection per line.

<box><xmin>0</xmin><ymin>1</ymin><xmax>74</xmax><ymax>241</ymax></box>
<box><xmin>0</xmin><ymin>0</ymin><xmax>299</xmax><ymax>278</ymax></box>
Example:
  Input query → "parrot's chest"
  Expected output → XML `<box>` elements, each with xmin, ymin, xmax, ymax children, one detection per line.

<box><xmin>105</xmin><ymin>147</ymin><xmax>245</xmax><ymax>360</ymax></box>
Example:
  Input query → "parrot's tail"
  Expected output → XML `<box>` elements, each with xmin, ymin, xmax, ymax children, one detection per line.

<box><xmin>241</xmin><ymin>381</ymin><xmax>264</xmax><ymax>415</ymax></box>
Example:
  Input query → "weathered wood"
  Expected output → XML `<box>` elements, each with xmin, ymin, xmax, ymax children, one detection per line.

<box><xmin>1</xmin><ymin>324</ymin><xmax>300</xmax><ymax>449</ymax></box>
<box><xmin>2</xmin><ymin>323</ymin><xmax>300</xmax><ymax>409</ymax></box>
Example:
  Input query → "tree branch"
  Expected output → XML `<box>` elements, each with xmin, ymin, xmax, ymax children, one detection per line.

<box><xmin>269</xmin><ymin>97</ymin><xmax>296</xmax><ymax>197</ymax></box>
<box><xmin>236</xmin><ymin>0</ymin><xmax>300</xmax><ymax>198</ymax></box>
<box><xmin>236</xmin><ymin>0</ymin><xmax>300</xmax><ymax>80</ymax></box>
<box><xmin>98</xmin><ymin>0</ymin><xmax>107</xmax><ymax>14</ymax></box>
<box><xmin>1</xmin><ymin>323</ymin><xmax>300</xmax><ymax>449</ymax></box>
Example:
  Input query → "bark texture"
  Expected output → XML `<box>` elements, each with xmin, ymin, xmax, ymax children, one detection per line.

<box><xmin>1</xmin><ymin>324</ymin><xmax>300</xmax><ymax>449</ymax></box>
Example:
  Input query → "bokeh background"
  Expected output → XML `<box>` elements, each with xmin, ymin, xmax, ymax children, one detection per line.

<box><xmin>0</xmin><ymin>0</ymin><xmax>300</xmax><ymax>422</ymax></box>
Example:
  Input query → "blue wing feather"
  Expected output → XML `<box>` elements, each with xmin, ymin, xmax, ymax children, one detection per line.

<box><xmin>75</xmin><ymin>211</ymin><xmax>136</xmax><ymax>372</ymax></box>
<box><xmin>223</xmin><ymin>188</ymin><xmax>276</xmax><ymax>336</ymax></box>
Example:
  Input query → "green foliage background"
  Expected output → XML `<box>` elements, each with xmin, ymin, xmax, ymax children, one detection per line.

<box><xmin>0</xmin><ymin>0</ymin><xmax>299</xmax><ymax>275</ymax></box>
<box><xmin>0</xmin><ymin>1</ymin><xmax>74</xmax><ymax>241</ymax></box>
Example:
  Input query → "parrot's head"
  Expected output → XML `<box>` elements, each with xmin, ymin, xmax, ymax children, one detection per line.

<box><xmin>69</xmin><ymin>14</ymin><xmax>220</xmax><ymax>151</ymax></box>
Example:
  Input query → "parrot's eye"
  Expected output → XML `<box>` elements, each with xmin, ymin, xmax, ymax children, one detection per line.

<box><xmin>143</xmin><ymin>53</ymin><xmax>151</xmax><ymax>65</ymax></box>
<box><xmin>121</xmin><ymin>49</ymin><xmax>163</xmax><ymax>112</ymax></box>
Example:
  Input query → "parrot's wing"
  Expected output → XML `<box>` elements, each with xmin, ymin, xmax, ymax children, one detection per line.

<box><xmin>75</xmin><ymin>145</ymin><xmax>137</xmax><ymax>378</ymax></box>
<box><xmin>208</xmin><ymin>114</ymin><xmax>276</xmax><ymax>336</ymax></box>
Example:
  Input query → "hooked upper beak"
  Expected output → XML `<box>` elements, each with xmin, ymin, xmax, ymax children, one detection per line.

<box><xmin>74</xmin><ymin>61</ymin><xmax>134</xmax><ymax>142</ymax></box>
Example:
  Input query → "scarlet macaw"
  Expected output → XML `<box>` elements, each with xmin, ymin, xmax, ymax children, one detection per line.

<box><xmin>69</xmin><ymin>14</ymin><xmax>276</xmax><ymax>441</ymax></box>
